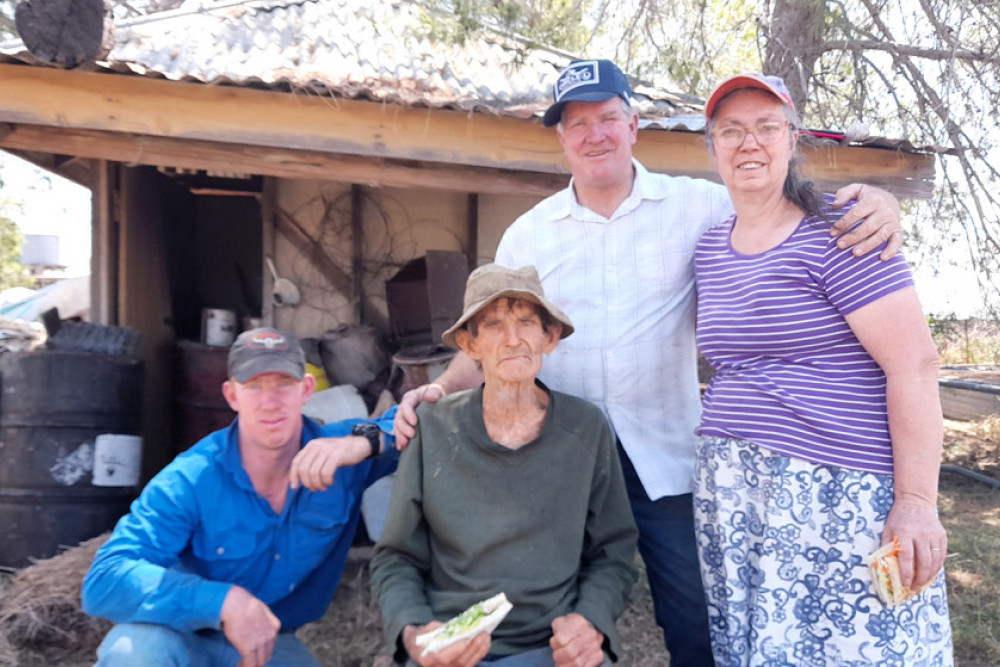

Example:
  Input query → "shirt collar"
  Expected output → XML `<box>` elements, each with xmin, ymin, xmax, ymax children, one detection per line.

<box><xmin>565</xmin><ymin>159</ymin><xmax>657</xmax><ymax>222</ymax></box>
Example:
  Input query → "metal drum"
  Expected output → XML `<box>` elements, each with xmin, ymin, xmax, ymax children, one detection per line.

<box><xmin>173</xmin><ymin>340</ymin><xmax>234</xmax><ymax>452</ymax></box>
<box><xmin>0</xmin><ymin>350</ymin><xmax>143</xmax><ymax>568</ymax></box>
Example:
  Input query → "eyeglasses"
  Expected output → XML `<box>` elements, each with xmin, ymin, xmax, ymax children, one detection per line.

<box><xmin>712</xmin><ymin>121</ymin><xmax>789</xmax><ymax>149</ymax></box>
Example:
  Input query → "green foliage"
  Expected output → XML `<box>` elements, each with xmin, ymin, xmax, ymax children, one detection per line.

<box><xmin>929</xmin><ymin>317</ymin><xmax>1000</xmax><ymax>365</ymax></box>
<box><xmin>0</xmin><ymin>212</ymin><xmax>31</xmax><ymax>291</ymax></box>
<box><xmin>417</xmin><ymin>0</ymin><xmax>590</xmax><ymax>54</ymax></box>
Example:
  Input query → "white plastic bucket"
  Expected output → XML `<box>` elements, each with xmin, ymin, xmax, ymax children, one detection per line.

<box><xmin>202</xmin><ymin>308</ymin><xmax>237</xmax><ymax>347</ymax></box>
<box><xmin>92</xmin><ymin>434</ymin><xmax>142</xmax><ymax>487</ymax></box>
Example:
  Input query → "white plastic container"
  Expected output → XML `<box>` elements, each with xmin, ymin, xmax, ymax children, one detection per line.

<box><xmin>92</xmin><ymin>434</ymin><xmax>142</xmax><ymax>487</ymax></box>
<box><xmin>202</xmin><ymin>308</ymin><xmax>237</xmax><ymax>347</ymax></box>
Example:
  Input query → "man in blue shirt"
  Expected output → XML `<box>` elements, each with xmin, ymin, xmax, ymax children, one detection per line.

<box><xmin>82</xmin><ymin>327</ymin><xmax>397</xmax><ymax>667</ymax></box>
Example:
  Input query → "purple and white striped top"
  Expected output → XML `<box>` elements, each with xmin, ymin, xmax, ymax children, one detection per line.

<box><xmin>694</xmin><ymin>200</ymin><xmax>914</xmax><ymax>475</ymax></box>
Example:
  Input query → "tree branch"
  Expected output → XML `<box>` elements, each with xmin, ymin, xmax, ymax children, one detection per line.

<box><xmin>824</xmin><ymin>39</ymin><xmax>1000</xmax><ymax>65</ymax></box>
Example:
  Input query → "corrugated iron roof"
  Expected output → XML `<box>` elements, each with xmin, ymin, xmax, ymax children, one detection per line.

<box><xmin>0</xmin><ymin>0</ymin><xmax>947</xmax><ymax>154</ymax></box>
<box><xmin>0</xmin><ymin>0</ymin><xmax>698</xmax><ymax>121</ymax></box>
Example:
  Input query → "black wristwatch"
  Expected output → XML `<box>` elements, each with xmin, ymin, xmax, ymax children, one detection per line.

<box><xmin>351</xmin><ymin>422</ymin><xmax>382</xmax><ymax>459</ymax></box>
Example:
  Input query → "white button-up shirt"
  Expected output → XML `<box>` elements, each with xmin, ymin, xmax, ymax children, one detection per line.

<box><xmin>495</xmin><ymin>160</ymin><xmax>732</xmax><ymax>499</ymax></box>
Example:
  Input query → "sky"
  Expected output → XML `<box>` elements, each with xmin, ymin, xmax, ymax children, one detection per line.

<box><xmin>0</xmin><ymin>153</ymin><xmax>986</xmax><ymax>318</ymax></box>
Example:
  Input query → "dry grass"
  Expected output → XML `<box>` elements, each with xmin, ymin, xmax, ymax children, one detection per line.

<box><xmin>0</xmin><ymin>534</ymin><xmax>110</xmax><ymax>667</ymax></box>
<box><xmin>299</xmin><ymin>549</ymin><xmax>663</xmax><ymax>667</ymax></box>
<box><xmin>3</xmin><ymin>420</ymin><xmax>998</xmax><ymax>666</ymax></box>
<box><xmin>939</xmin><ymin>418</ymin><xmax>1000</xmax><ymax>667</ymax></box>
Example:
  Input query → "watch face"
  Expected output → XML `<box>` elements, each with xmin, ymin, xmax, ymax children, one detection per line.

<box><xmin>352</xmin><ymin>422</ymin><xmax>381</xmax><ymax>457</ymax></box>
<box><xmin>352</xmin><ymin>422</ymin><xmax>377</xmax><ymax>436</ymax></box>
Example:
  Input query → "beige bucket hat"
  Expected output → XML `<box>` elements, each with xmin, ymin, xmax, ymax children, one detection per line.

<box><xmin>441</xmin><ymin>264</ymin><xmax>575</xmax><ymax>349</ymax></box>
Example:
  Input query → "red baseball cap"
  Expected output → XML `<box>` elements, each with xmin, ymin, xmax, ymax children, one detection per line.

<box><xmin>705</xmin><ymin>73</ymin><xmax>795</xmax><ymax>119</ymax></box>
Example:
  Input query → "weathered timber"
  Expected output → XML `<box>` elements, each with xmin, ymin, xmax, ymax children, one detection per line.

<box><xmin>14</xmin><ymin>0</ymin><xmax>114</xmax><ymax>68</ymax></box>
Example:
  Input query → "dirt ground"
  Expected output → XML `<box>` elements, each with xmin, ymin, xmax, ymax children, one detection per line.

<box><xmin>2</xmin><ymin>419</ymin><xmax>997</xmax><ymax>666</ymax></box>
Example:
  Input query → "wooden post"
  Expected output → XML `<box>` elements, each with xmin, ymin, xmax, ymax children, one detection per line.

<box><xmin>90</xmin><ymin>159</ymin><xmax>117</xmax><ymax>324</ymax></box>
<box><xmin>351</xmin><ymin>184</ymin><xmax>364</xmax><ymax>325</ymax></box>
<box><xmin>466</xmin><ymin>193</ymin><xmax>479</xmax><ymax>272</ymax></box>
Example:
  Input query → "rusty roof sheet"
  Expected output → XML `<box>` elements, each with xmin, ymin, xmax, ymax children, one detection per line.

<box><xmin>0</xmin><ymin>0</ymin><xmax>698</xmax><ymax>121</ymax></box>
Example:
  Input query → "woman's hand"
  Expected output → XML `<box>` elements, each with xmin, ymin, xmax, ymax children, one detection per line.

<box><xmin>882</xmin><ymin>493</ymin><xmax>947</xmax><ymax>592</ymax></box>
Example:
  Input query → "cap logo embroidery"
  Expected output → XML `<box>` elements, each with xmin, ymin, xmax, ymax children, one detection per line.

<box><xmin>555</xmin><ymin>61</ymin><xmax>599</xmax><ymax>102</ymax></box>
<box><xmin>249</xmin><ymin>332</ymin><xmax>288</xmax><ymax>350</ymax></box>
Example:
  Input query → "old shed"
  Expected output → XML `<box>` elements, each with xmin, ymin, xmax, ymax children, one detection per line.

<box><xmin>0</xmin><ymin>0</ymin><xmax>937</xmax><ymax>481</ymax></box>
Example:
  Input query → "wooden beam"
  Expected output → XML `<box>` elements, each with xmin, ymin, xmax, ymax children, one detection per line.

<box><xmin>0</xmin><ymin>64</ymin><xmax>936</xmax><ymax>198</ymax></box>
<box><xmin>2</xmin><ymin>146</ymin><xmax>93</xmax><ymax>186</ymax></box>
<box><xmin>632</xmin><ymin>131</ymin><xmax>936</xmax><ymax>200</ymax></box>
<box><xmin>274</xmin><ymin>206</ymin><xmax>389</xmax><ymax>332</ymax></box>
<box><xmin>0</xmin><ymin>123</ymin><xmax>569</xmax><ymax>197</ymax></box>
<box><xmin>0</xmin><ymin>64</ymin><xmax>564</xmax><ymax>173</ymax></box>
<box><xmin>0</xmin><ymin>120</ymin><xmax>935</xmax><ymax>199</ymax></box>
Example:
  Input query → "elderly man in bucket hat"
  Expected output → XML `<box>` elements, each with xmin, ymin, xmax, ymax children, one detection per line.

<box><xmin>83</xmin><ymin>327</ymin><xmax>398</xmax><ymax>667</ymax></box>
<box><xmin>372</xmin><ymin>264</ymin><xmax>638</xmax><ymax>667</ymax></box>
<box><xmin>394</xmin><ymin>59</ymin><xmax>908</xmax><ymax>665</ymax></box>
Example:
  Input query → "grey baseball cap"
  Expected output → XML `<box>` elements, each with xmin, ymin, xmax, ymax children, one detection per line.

<box><xmin>227</xmin><ymin>327</ymin><xmax>306</xmax><ymax>383</ymax></box>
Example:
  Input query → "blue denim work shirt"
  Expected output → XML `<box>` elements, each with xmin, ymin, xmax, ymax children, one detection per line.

<box><xmin>82</xmin><ymin>410</ymin><xmax>397</xmax><ymax>632</ymax></box>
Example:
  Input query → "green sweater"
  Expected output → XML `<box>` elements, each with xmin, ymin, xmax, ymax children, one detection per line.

<box><xmin>371</xmin><ymin>383</ymin><xmax>638</xmax><ymax>661</ymax></box>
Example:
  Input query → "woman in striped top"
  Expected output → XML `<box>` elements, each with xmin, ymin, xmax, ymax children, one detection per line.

<box><xmin>692</xmin><ymin>74</ymin><xmax>953</xmax><ymax>666</ymax></box>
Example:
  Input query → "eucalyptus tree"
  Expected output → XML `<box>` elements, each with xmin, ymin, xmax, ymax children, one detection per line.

<box><xmin>423</xmin><ymin>0</ymin><xmax>1000</xmax><ymax>313</ymax></box>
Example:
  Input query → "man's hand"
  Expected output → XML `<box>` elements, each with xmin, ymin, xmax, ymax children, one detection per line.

<box><xmin>289</xmin><ymin>435</ymin><xmax>371</xmax><ymax>491</ymax></box>
<box><xmin>550</xmin><ymin>614</ymin><xmax>605</xmax><ymax>667</ymax></box>
<box><xmin>220</xmin><ymin>585</ymin><xmax>280</xmax><ymax>667</ymax></box>
<box><xmin>402</xmin><ymin>622</ymin><xmax>491</xmax><ymax>667</ymax></box>
<box><xmin>393</xmin><ymin>383</ymin><xmax>446</xmax><ymax>450</ymax></box>
<box><xmin>830</xmin><ymin>184</ymin><xmax>903</xmax><ymax>260</ymax></box>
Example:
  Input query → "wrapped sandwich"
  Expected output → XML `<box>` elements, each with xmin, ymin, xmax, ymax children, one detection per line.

<box><xmin>415</xmin><ymin>592</ymin><xmax>513</xmax><ymax>656</ymax></box>
<box><xmin>865</xmin><ymin>537</ymin><xmax>935</xmax><ymax>607</ymax></box>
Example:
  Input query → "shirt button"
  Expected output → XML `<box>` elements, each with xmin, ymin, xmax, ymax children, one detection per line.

<box><xmin>217</xmin><ymin>547</ymin><xmax>225</xmax><ymax>555</ymax></box>
<box><xmin>274</xmin><ymin>553</ymin><xmax>281</xmax><ymax>560</ymax></box>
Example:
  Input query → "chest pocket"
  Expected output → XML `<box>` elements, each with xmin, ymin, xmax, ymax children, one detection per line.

<box><xmin>289</xmin><ymin>489</ymin><xmax>355</xmax><ymax>566</ymax></box>
<box><xmin>190</xmin><ymin>527</ymin><xmax>260</xmax><ymax>582</ymax></box>
<box><xmin>192</xmin><ymin>527</ymin><xmax>256</xmax><ymax>560</ymax></box>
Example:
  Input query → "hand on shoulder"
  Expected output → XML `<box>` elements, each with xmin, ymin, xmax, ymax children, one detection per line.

<box><xmin>393</xmin><ymin>383</ymin><xmax>447</xmax><ymax>449</ymax></box>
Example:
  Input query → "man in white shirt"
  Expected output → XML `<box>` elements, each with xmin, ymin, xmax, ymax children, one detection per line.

<box><xmin>393</xmin><ymin>59</ymin><xmax>903</xmax><ymax>666</ymax></box>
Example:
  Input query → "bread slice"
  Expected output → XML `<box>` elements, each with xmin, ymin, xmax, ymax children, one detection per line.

<box><xmin>864</xmin><ymin>537</ymin><xmax>934</xmax><ymax>607</ymax></box>
<box><xmin>415</xmin><ymin>592</ymin><xmax>513</xmax><ymax>655</ymax></box>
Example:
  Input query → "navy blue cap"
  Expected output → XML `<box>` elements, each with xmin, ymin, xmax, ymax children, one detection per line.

<box><xmin>542</xmin><ymin>59</ymin><xmax>633</xmax><ymax>127</ymax></box>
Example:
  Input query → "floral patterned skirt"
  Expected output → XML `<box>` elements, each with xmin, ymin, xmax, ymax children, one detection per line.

<box><xmin>693</xmin><ymin>436</ymin><xmax>953</xmax><ymax>667</ymax></box>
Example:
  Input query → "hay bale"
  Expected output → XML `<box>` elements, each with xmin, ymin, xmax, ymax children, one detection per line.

<box><xmin>0</xmin><ymin>533</ymin><xmax>111</xmax><ymax>662</ymax></box>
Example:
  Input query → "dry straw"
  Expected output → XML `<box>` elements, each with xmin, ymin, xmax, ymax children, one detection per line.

<box><xmin>0</xmin><ymin>533</ymin><xmax>111</xmax><ymax>665</ymax></box>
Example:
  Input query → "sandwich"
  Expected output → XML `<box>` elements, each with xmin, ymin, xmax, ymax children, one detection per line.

<box><xmin>864</xmin><ymin>537</ymin><xmax>934</xmax><ymax>607</ymax></box>
<box><xmin>415</xmin><ymin>592</ymin><xmax>513</xmax><ymax>656</ymax></box>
